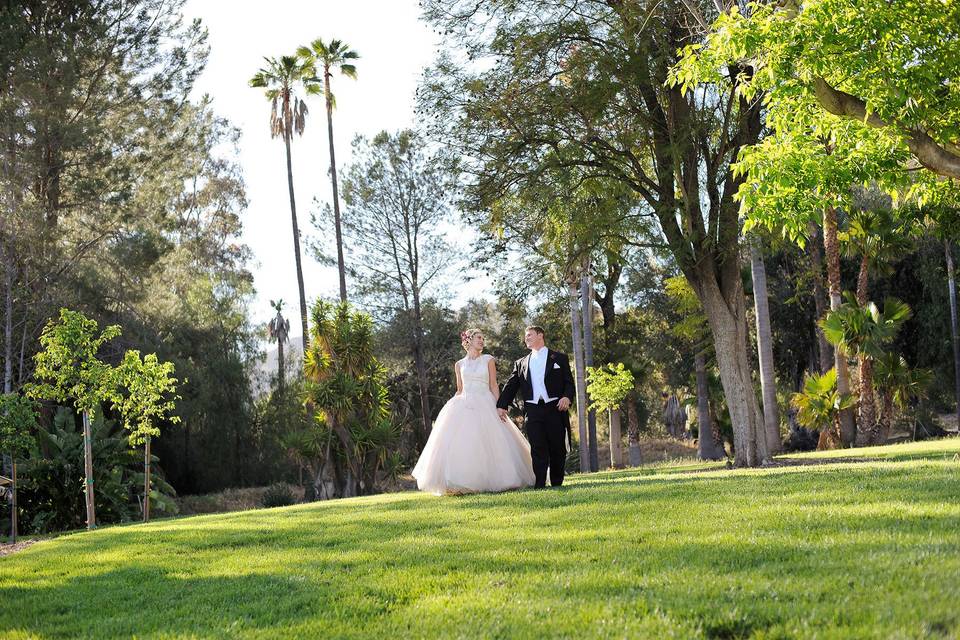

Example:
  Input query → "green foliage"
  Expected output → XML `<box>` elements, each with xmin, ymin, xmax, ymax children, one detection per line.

<box><xmin>25</xmin><ymin>309</ymin><xmax>121</xmax><ymax>418</ymax></box>
<box><xmin>112</xmin><ymin>351</ymin><xmax>181</xmax><ymax>446</ymax></box>
<box><xmin>261</xmin><ymin>483</ymin><xmax>297</xmax><ymax>508</ymax></box>
<box><xmin>3</xmin><ymin>440</ymin><xmax>960</xmax><ymax>637</ymax></box>
<box><xmin>790</xmin><ymin>369</ymin><xmax>856</xmax><ymax>431</ymax></box>
<box><xmin>304</xmin><ymin>301</ymin><xmax>398</xmax><ymax>495</ymax></box>
<box><xmin>820</xmin><ymin>296</ymin><xmax>912</xmax><ymax>359</ymax></box>
<box><xmin>586</xmin><ymin>363</ymin><xmax>634</xmax><ymax>413</ymax></box>
<box><xmin>16</xmin><ymin>408</ymin><xmax>177</xmax><ymax>533</ymax></box>
<box><xmin>0</xmin><ymin>394</ymin><xmax>36</xmax><ymax>457</ymax></box>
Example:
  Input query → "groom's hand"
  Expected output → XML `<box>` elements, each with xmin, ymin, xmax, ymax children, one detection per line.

<box><xmin>497</xmin><ymin>408</ymin><xmax>509</xmax><ymax>422</ymax></box>
<box><xmin>557</xmin><ymin>397</ymin><xmax>571</xmax><ymax>412</ymax></box>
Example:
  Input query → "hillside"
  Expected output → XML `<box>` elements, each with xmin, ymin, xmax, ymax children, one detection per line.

<box><xmin>3</xmin><ymin>440</ymin><xmax>959</xmax><ymax>639</ymax></box>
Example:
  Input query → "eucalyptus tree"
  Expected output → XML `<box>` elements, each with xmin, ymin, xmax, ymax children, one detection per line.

<box><xmin>333</xmin><ymin>130</ymin><xmax>451</xmax><ymax>449</ymax></box>
<box><xmin>297</xmin><ymin>39</ymin><xmax>359</xmax><ymax>303</ymax></box>
<box><xmin>422</xmin><ymin>0</ymin><xmax>772</xmax><ymax>465</ymax></box>
<box><xmin>250</xmin><ymin>55</ymin><xmax>317</xmax><ymax>346</ymax></box>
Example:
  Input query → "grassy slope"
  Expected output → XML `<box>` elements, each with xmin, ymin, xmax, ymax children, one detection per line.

<box><xmin>3</xmin><ymin>440</ymin><xmax>960</xmax><ymax>639</ymax></box>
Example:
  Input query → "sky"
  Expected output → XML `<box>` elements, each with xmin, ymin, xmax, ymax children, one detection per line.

<box><xmin>182</xmin><ymin>0</ymin><xmax>445</xmax><ymax>341</ymax></box>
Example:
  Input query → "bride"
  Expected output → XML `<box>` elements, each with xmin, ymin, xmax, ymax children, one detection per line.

<box><xmin>412</xmin><ymin>329</ymin><xmax>535</xmax><ymax>495</ymax></box>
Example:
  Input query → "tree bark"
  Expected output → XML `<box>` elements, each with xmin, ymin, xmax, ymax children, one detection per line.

<box><xmin>822</xmin><ymin>206</ymin><xmax>856</xmax><ymax>446</ymax></box>
<box><xmin>325</xmin><ymin>71</ymin><xmax>348</xmax><ymax>303</ymax></box>
<box><xmin>749</xmin><ymin>238</ymin><xmax>781</xmax><ymax>454</ymax></box>
<box><xmin>580</xmin><ymin>272</ymin><xmax>599</xmax><ymax>472</ymax></box>
<box><xmin>854</xmin><ymin>255</ymin><xmax>876</xmax><ymax>445</ymax></box>
<box><xmin>2</xmin><ymin>239</ymin><xmax>12</xmax><ymax>394</ymax></box>
<box><xmin>608</xmin><ymin>409</ymin><xmax>623</xmax><ymax>468</ymax></box>
<box><xmin>82</xmin><ymin>410</ymin><xmax>96</xmax><ymax>529</ymax></box>
<box><xmin>946</xmin><ymin>240</ymin><xmax>960</xmax><ymax>435</ymax></box>
<box><xmin>277</xmin><ymin>335</ymin><xmax>285</xmax><ymax>393</ymax></box>
<box><xmin>808</xmin><ymin>224</ymin><xmax>834</xmax><ymax>374</ymax></box>
<box><xmin>695</xmin><ymin>350</ymin><xmax>725</xmax><ymax>461</ymax></box>
<box><xmin>143</xmin><ymin>438</ymin><xmax>151</xmax><ymax>523</ymax></box>
<box><xmin>626</xmin><ymin>390</ymin><xmax>642</xmax><ymax>467</ymax></box>
<box><xmin>568</xmin><ymin>279</ymin><xmax>590</xmax><ymax>472</ymax></box>
<box><xmin>10</xmin><ymin>457</ymin><xmax>17</xmax><ymax>543</ymax></box>
<box><xmin>284</xmin><ymin>134</ymin><xmax>310</xmax><ymax>349</ymax></box>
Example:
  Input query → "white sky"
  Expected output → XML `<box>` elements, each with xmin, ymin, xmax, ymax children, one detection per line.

<box><xmin>183</xmin><ymin>0</ymin><xmax>447</xmax><ymax>341</ymax></box>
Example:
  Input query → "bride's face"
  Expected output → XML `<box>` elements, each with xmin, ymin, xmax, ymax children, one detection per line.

<box><xmin>469</xmin><ymin>333</ymin><xmax>485</xmax><ymax>351</ymax></box>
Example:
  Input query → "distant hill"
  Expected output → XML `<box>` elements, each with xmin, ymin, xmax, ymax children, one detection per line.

<box><xmin>251</xmin><ymin>336</ymin><xmax>303</xmax><ymax>397</ymax></box>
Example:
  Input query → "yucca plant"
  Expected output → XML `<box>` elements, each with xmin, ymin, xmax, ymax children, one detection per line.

<box><xmin>820</xmin><ymin>295</ymin><xmax>912</xmax><ymax>445</ymax></box>
<box><xmin>873</xmin><ymin>353</ymin><xmax>931</xmax><ymax>444</ymax></box>
<box><xmin>303</xmin><ymin>300</ymin><xmax>395</xmax><ymax>498</ymax></box>
<box><xmin>791</xmin><ymin>368</ymin><xmax>856</xmax><ymax>450</ymax></box>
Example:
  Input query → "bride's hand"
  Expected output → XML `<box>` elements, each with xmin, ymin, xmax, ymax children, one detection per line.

<box><xmin>497</xmin><ymin>408</ymin><xmax>509</xmax><ymax>422</ymax></box>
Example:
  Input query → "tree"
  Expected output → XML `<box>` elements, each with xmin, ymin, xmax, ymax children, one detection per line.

<box><xmin>820</xmin><ymin>296</ymin><xmax>913</xmax><ymax>445</ymax></box>
<box><xmin>112</xmin><ymin>350</ymin><xmax>180</xmax><ymax>522</ymax></box>
<box><xmin>586</xmin><ymin>363</ymin><xmax>634</xmax><ymax>468</ymax></box>
<box><xmin>748</xmin><ymin>235</ymin><xmax>780</xmax><ymax>453</ymax></box>
<box><xmin>249</xmin><ymin>55</ymin><xmax>316</xmax><ymax>346</ymax></box>
<box><xmin>297</xmin><ymin>39</ymin><xmax>359</xmax><ymax>303</ymax></box>
<box><xmin>674</xmin><ymin>1</ymin><xmax>960</xmax><ymax>179</ymax></box>
<box><xmin>331</xmin><ymin>130</ymin><xmax>452</xmax><ymax>450</ymax></box>
<box><xmin>422</xmin><ymin>0</ymin><xmax>771</xmax><ymax>466</ymax></box>
<box><xmin>26</xmin><ymin>309</ymin><xmax>121</xmax><ymax>530</ymax></box>
<box><xmin>268</xmin><ymin>300</ymin><xmax>291</xmax><ymax>393</ymax></box>
<box><xmin>303</xmin><ymin>300</ymin><xmax>397</xmax><ymax>498</ymax></box>
<box><xmin>791</xmin><ymin>368</ymin><xmax>856</xmax><ymax>450</ymax></box>
<box><xmin>0</xmin><ymin>393</ymin><xmax>35</xmax><ymax>541</ymax></box>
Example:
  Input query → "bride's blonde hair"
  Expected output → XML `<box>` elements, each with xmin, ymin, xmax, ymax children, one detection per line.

<box><xmin>460</xmin><ymin>328</ymin><xmax>483</xmax><ymax>351</ymax></box>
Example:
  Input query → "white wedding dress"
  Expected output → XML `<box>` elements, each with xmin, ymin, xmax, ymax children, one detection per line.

<box><xmin>412</xmin><ymin>354</ymin><xmax>536</xmax><ymax>495</ymax></box>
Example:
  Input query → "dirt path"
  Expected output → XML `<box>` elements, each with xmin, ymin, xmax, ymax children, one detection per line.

<box><xmin>0</xmin><ymin>540</ymin><xmax>37</xmax><ymax>557</ymax></box>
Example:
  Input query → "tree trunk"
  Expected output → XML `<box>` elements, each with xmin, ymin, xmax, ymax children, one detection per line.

<box><xmin>876</xmin><ymin>392</ymin><xmax>894</xmax><ymax>444</ymax></box>
<box><xmin>854</xmin><ymin>254</ymin><xmax>878</xmax><ymax>445</ymax></box>
<box><xmin>695</xmin><ymin>350</ymin><xmax>725</xmax><ymax>460</ymax></box>
<box><xmin>749</xmin><ymin>238</ymin><xmax>781</xmax><ymax>454</ymax></box>
<box><xmin>696</xmin><ymin>273</ymin><xmax>769</xmax><ymax>467</ymax></box>
<box><xmin>325</xmin><ymin>75</ymin><xmax>348</xmax><ymax>303</ymax></box>
<box><xmin>626</xmin><ymin>390</ymin><xmax>642</xmax><ymax>467</ymax></box>
<box><xmin>609</xmin><ymin>408</ymin><xmax>623</xmax><ymax>468</ymax></box>
<box><xmin>823</xmin><ymin>206</ymin><xmax>856</xmax><ymax>446</ymax></box>
<box><xmin>411</xmin><ymin>292</ymin><xmax>432</xmax><ymax>450</ymax></box>
<box><xmin>946</xmin><ymin>240</ymin><xmax>960</xmax><ymax>435</ymax></box>
<box><xmin>808</xmin><ymin>224</ymin><xmax>833</xmax><ymax>373</ymax></box>
<box><xmin>143</xmin><ymin>438</ymin><xmax>151</xmax><ymax>523</ymax></box>
<box><xmin>277</xmin><ymin>337</ymin><xmax>285</xmax><ymax>393</ymax></box>
<box><xmin>568</xmin><ymin>280</ymin><xmax>590</xmax><ymax>472</ymax></box>
<box><xmin>580</xmin><ymin>272</ymin><xmax>599</xmax><ymax>472</ymax></box>
<box><xmin>3</xmin><ymin>239</ymin><xmax>13</xmax><ymax>394</ymax></box>
<box><xmin>283</xmin><ymin>134</ymin><xmax>310</xmax><ymax>349</ymax></box>
<box><xmin>10</xmin><ymin>457</ymin><xmax>17</xmax><ymax>543</ymax></box>
<box><xmin>82</xmin><ymin>410</ymin><xmax>96</xmax><ymax>529</ymax></box>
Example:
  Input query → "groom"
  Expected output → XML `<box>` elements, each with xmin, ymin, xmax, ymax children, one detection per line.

<box><xmin>497</xmin><ymin>326</ymin><xmax>576</xmax><ymax>488</ymax></box>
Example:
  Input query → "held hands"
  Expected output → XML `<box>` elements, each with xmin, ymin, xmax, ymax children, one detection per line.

<box><xmin>497</xmin><ymin>408</ymin><xmax>509</xmax><ymax>422</ymax></box>
<box><xmin>557</xmin><ymin>397</ymin><xmax>571</xmax><ymax>412</ymax></box>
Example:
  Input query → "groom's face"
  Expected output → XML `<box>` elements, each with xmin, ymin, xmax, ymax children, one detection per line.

<box><xmin>524</xmin><ymin>329</ymin><xmax>545</xmax><ymax>350</ymax></box>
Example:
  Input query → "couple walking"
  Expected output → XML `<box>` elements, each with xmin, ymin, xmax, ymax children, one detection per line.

<box><xmin>412</xmin><ymin>326</ymin><xmax>576</xmax><ymax>495</ymax></box>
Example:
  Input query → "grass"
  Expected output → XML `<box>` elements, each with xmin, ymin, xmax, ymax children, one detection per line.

<box><xmin>3</xmin><ymin>440</ymin><xmax>960</xmax><ymax>639</ymax></box>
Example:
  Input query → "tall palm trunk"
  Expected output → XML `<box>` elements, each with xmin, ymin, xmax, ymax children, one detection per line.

<box><xmin>822</xmin><ymin>206</ymin><xmax>856</xmax><ymax>446</ymax></box>
<box><xmin>808</xmin><ymin>223</ymin><xmax>833</xmax><ymax>373</ymax></box>
<box><xmin>749</xmin><ymin>238</ymin><xmax>780</xmax><ymax>454</ymax></box>
<box><xmin>277</xmin><ymin>337</ymin><xmax>285</xmax><ymax>393</ymax></box>
<box><xmin>695</xmin><ymin>350</ymin><xmax>725</xmax><ymax>460</ymax></box>
<box><xmin>324</xmin><ymin>72</ymin><xmax>348</xmax><ymax>303</ymax></box>
<box><xmin>855</xmin><ymin>255</ymin><xmax>877</xmax><ymax>445</ymax></box>
<box><xmin>946</xmin><ymin>240</ymin><xmax>960</xmax><ymax>434</ymax></box>
<box><xmin>580</xmin><ymin>272</ymin><xmax>598</xmax><ymax>472</ymax></box>
<box><xmin>283</xmin><ymin>135</ymin><xmax>309</xmax><ymax>348</ymax></box>
<box><xmin>568</xmin><ymin>279</ymin><xmax>590</xmax><ymax>471</ymax></box>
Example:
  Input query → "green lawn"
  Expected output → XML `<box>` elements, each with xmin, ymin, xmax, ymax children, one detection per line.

<box><xmin>3</xmin><ymin>440</ymin><xmax>960</xmax><ymax>639</ymax></box>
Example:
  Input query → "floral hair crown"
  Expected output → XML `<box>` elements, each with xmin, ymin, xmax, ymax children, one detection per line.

<box><xmin>460</xmin><ymin>330</ymin><xmax>471</xmax><ymax>343</ymax></box>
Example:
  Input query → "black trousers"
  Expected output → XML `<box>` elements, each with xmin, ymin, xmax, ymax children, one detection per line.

<box><xmin>524</xmin><ymin>400</ymin><xmax>569</xmax><ymax>487</ymax></box>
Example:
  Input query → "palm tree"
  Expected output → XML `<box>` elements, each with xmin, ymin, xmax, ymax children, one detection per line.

<box><xmin>791</xmin><ymin>368</ymin><xmax>856</xmax><ymax>450</ymax></box>
<box><xmin>297</xmin><ymin>39</ymin><xmax>359</xmax><ymax>303</ymax></box>
<box><xmin>874</xmin><ymin>353</ymin><xmax>930</xmax><ymax>444</ymax></box>
<box><xmin>249</xmin><ymin>56</ymin><xmax>317</xmax><ymax>348</ymax></box>
<box><xmin>820</xmin><ymin>295</ymin><xmax>912</xmax><ymax>445</ymax></box>
<box><xmin>822</xmin><ymin>205</ymin><xmax>857</xmax><ymax>446</ymax></box>
<box><xmin>268</xmin><ymin>299</ymin><xmax>291</xmax><ymax>392</ymax></box>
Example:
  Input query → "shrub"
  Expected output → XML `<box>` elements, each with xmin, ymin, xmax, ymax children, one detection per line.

<box><xmin>261</xmin><ymin>483</ymin><xmax>296</xmax><ymax>508</ymax></box>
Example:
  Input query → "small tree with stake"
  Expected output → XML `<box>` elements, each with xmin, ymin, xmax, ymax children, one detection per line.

<box><xmin>26</xmin><ymin>309</ymin><xmax>121</xmax><ymax>530</ymax></box>
<box><xmin>0</xmin><ymin>393</ymin><xmax>36</xmax><ymax>542</ymax></box>
<box><xmin>586</xmin><ymin>363</ymin><xmax>635</xmax><ymax>469</ymax></box>
<box><xmin>112</xmin><ymin>350</ymin><xmax>180</xmax><ymax>522</ymax></box>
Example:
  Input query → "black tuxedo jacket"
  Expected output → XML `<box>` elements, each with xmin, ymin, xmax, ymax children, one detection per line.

<box><xmin>496</xmin><ymin>349</ymin><xmax>576</xmax><ymax>411</ymax></box>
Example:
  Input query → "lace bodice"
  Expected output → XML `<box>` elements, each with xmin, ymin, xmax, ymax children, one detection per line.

<box><xmin>459</xmin><ymin>354</ymin><xmax>493</xmax><ymax>394</ymax></box>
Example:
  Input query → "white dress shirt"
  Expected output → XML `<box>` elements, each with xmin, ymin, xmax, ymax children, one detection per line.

<box><xmin>526</xmin><ymin>347</ymin><xmax>557</xmax><ymax>404</ymax></box>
